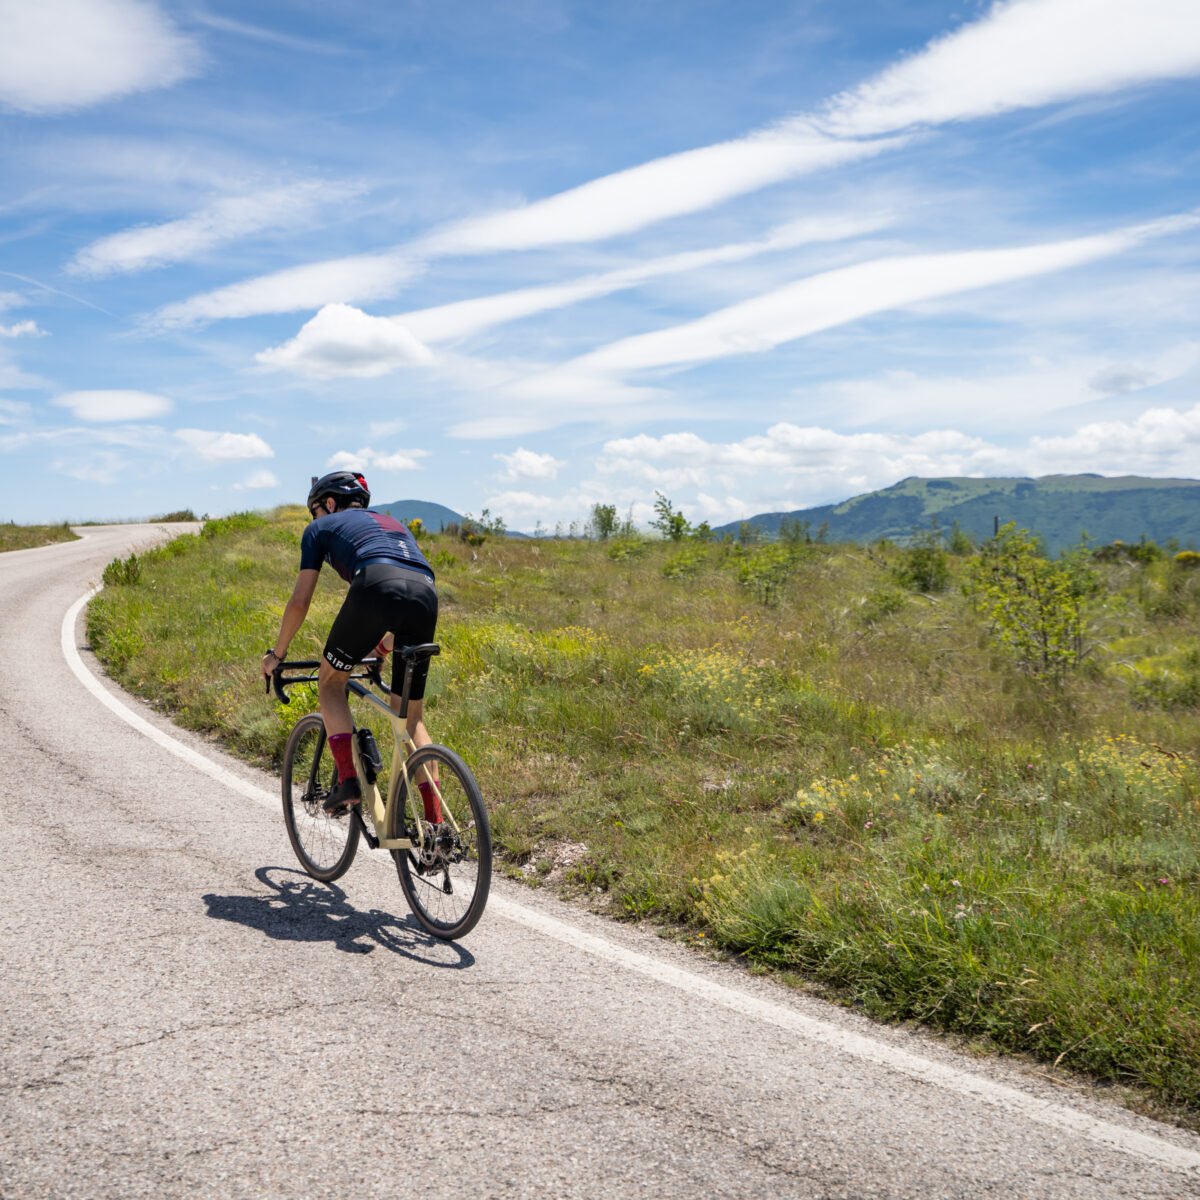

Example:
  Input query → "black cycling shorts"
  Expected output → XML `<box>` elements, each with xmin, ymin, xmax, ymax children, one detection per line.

<box><xmin>323</xmin><ymin>563</ymin><xmax>438</xmax><ymax>700</ymax></box>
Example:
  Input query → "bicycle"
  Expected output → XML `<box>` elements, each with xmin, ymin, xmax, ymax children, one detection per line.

<box><xmin>268</xmin><ymin>643</ymin><xmax>491</xmax><ymax>940</ymax></box>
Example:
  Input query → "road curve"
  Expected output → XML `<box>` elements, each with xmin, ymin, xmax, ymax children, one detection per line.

<box><xmin>2</xmin><ymin>525</ymin><xmax>1198</xmax><ymax>1199</ymax></box>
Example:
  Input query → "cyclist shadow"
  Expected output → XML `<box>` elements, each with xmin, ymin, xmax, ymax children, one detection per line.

<box><xmin>202</xmin><ymin>865</ymin><xmax>475</xmax><ymax>968</ymax></box>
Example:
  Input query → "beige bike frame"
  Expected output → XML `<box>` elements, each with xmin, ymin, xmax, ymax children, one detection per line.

<box><xmin>347</xmin><ymin>684</ymin><xmax>459</xmax><ymax>851</ymax></box>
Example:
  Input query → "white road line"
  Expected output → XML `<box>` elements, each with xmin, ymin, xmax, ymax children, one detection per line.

<box><xmin>61</xmin><ymin>588</ymin><xmax>1200</xmax><ymax>1175</ymax></box>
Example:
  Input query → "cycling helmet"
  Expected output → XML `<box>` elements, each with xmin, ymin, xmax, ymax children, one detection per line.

<box><xmin>307</xmin><ymin>470</ymin><xmax>370</xmax><ymax>512</ymax></box>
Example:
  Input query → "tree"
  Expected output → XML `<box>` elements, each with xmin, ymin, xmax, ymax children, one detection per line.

<box><xmin>589</xmin><ymin>503</ymin><xmax>618</xmax><ymax>540</ymax></box>
<box><xmin>651</xmin><ymin>492</ymin><xmax>692</xmax><ymax>542</ymax></box>
<box><xmin>965</xmin><ymin>523</ymin><xmax>1097</xmax><ymax>678</ymax></box>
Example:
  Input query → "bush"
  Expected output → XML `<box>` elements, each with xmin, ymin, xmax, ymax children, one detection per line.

<box><xmin>965</xmin><ymin>523</ymin><xmax>1096</xmax><ymax>678</ymax></box>
<box><xmin>893</xmin><ymin>535</ymin><xmax>950</xmax><ymax>593</ymax></box>
<box><xmin>102</xmin><ymin>553</ymin><xmax>142</xmax><ymax>586</ymax></box>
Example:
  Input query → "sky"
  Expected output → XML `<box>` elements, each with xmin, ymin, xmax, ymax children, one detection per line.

<box><xmin>1</xmin><ymin>0</ymin><xmax>1199</xmax><ymax>529</ymax></box>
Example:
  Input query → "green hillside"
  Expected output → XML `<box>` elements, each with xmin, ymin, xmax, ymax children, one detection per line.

<box><xmin>374</xmin><ymin>498</ymin><xmax>464</xmax><ymax>531</ymax></box>
<box><xmin>719</xmin><ymin>475</ymin><xmax>1200</xmax><ymax>553</ymax></box>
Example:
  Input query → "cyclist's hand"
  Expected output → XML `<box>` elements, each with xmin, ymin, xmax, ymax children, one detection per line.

<box><xmin>261</xmin><ymin>648</ymin><xmax>281</xmax><ymax>679</ymax></box>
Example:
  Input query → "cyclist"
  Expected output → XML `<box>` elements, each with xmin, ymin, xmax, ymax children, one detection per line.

<box><xmin>261</xmin><ymin>470</ymin><xmax>441</xmax><ymax>819</ymax></box>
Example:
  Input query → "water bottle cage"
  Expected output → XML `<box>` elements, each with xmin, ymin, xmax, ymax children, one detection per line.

<box><xmin>355</xmin><ymin>728</ymin><xmax>383</xmax><ymax>784</ymax></box>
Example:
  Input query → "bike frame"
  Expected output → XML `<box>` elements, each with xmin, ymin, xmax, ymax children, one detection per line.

<box><xmin>345</xmin><ymin>678</ymin><xmax>461</xmax><ymax>851</ymax></box>
<box><xmin>273</xmin><ymin>655</ymin><xmax>459</xmax><ymax>853</ymax></box>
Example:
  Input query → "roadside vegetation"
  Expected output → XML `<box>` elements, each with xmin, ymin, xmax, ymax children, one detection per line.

<box><xmin>0</xmin><ymin>520</ymin><xmax>78</xmax><ymax>552</ymax></box>
<box><xmin>87</xmin><ymin>506</ymin><xmax>1200</xmax><ymax>1122</ymax></box>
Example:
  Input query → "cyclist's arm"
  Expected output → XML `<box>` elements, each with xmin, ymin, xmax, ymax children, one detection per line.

<box><xmin>267</xmin><ymin>569</ymin><xmax>320</xmax><ymax>661</ymax></box>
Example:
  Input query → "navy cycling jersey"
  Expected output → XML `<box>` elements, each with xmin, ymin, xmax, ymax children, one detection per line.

<box><xmin>299</xmin><ymin>508</ymin><xmax>434</xmax><ymax>584</ymax></box>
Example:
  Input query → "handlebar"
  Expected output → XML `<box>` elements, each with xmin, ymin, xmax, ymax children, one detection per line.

<box><xmin>266</xmin><ymin>644</ymin><xmax>439</xmax><ymax>706</ymax></box>
<box><xmin>266</xmin><ymin>658</ymin><xmax>386</xmax><ymax>704</ymax></box>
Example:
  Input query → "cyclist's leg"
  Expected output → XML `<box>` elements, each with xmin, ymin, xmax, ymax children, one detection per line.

<box><xmin>320</xmin><ymin>582</ymin><xmax>383</xmax><ymax>813</ymax></box>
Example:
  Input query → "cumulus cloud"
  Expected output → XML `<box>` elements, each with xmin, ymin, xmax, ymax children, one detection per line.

<box><xmin>175</xmin><ymin>429</ymin><xmax>273</xmax><ymax>461</ymax></box>
<box><xmin>494</xmin><ymin>448</ymin><xmax>565</xmax><ymax>482</ymax></box>
<box><xmin>255</xmin><ymin>304</ymin><xmax>434</xmax><ymax>378</ymax></box>
<box><xmin>0</xmin><ymin>320</ymin><xmax>44</xmax><ymax>338</ymax></box>
<box><xmin>1027</xmin><ymin>404</ymin><xmax>1200</xmax><ymax>475</ymax></box>
<box><xmin>54</xmin><ymin>389</ymin><xmax>172</xmax><ymax>422</ymax></box>
<box><xmin>69</xmin><ymin>182</ymin><xmax>363</xmax><ymax>277</ymax></box>
<box><xmin>326</xmin><ymin>447</ymin><xmax>430</xmax><ymax>473</ymax></box>
<box><xmin>819</xmin><ymin>0</ymin><xmax>1200</xmax><ymax>138</ymax></box>
<box><xmin>232</xmin><ymin>468</ymin><xmax>280</xmax><ymax>490</ymax></box>
<box><xmin>0</xmin><ymin>0</ymin><xmax>199</xmax><ymax>115</ymax></box>
<box><xmin>594</xmin><ymin>404</ymin><xmax>1200</xmax><ymax>524</ymax></box>
<box><xmin>573</xmin><ymin>213</ymin><xmax>1200</xmax><ymax>378</ymax></box>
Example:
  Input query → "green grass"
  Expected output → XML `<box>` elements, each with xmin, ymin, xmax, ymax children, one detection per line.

<box><xmin>0</xmin><ymin>521</ymin><xmax>79</xmax><ymax>552</ymax></box>
<box><xmin>87</xmin><ymin>510</ymin><xmax>1200</xmax><ymax>1122</ymax></box>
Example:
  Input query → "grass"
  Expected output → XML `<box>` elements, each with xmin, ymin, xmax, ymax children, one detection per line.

<box><xmin>87</xmin><ymin>509</ymin><xmax>1200</xmax><ymax>1122</ymax></box>
<box><xmin>0</xmin><ymin>521</ymin><xmax>79</xmax><ymax>552</ymax></box>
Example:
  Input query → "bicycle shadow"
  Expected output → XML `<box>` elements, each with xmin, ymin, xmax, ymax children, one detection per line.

<box><xmin>202</xmin><ymin>865</ymin><xmax>475</xmax><ymax>967</ymax></box>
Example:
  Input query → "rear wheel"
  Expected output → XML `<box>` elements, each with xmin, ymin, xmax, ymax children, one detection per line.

<box><xmin>281</xmin><ymin>714</ymin><xmax>360</xmax><ymax>882</ymax></box>
<box><xmin>390</xmin><ymin>744</ymin><xmax>491</xmax><ymax>940</ymax></box>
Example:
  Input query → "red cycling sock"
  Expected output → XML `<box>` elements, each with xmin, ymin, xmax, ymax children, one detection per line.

<box><xmin>328</xmin><ymin>733</ymin><xmax>356</xmax><ymax>783</ymax></box>
<box><xmin>418</xmin><ymin>779</ymin><xmax>442</xmax><ymax>824</ymax></box>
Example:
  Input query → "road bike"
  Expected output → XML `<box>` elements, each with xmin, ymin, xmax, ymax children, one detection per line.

<box><xmin>269</xmin><ymin>644</ymin><xmax>491</xmax><ymax>940</ymax></box>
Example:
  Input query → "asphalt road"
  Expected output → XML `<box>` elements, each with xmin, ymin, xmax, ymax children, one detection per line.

<box><xmin>2</xmin><ymin>524</ymin><xmax>1199</xmax><ymax>1199</ymax></box>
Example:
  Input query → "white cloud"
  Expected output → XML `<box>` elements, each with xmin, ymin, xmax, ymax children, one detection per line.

<box><xmin>494</xmin><ymin>447</ymin><xmax>564</xmax><ymax>482</ymax></box>
<box><xmin>255</xmin><ymin>303</ymin><xmax>434</xmax><ymax>378</ymax></box>
<box><xmin>54</xmin><ymin>389</ymin><xmax>172</xmax><ymax>422</ymax></box>
<box><xmin>232</xmin><ymin>468</ymin><xmax>280</xmax><ymax>491</ymax></box>
<box><xmin>595</xmin><ymin>403</ymin><xmax>1200</xmax><ymax>525</ymax></box>
<box><xmin>399</xmin><ymin>212</ymin><xmax>893</xmax><ymax>345</ymax></box>
<box><xmin>573</xmin><ymin>213</ymin><xmax>1200</xmax><ymax>377</ymax></box>
<box><xmin>820</xmin><ymin>0</ymin><xmax>1200</xmax><ymax>138</ymax></box>
<box><xmin>481</xmin><ymin>490</ymin><xmax>565</xmax><ymax>525</ymax></box>
<box><xmin>816</xmin><ymin>344</ymin><xmax>1199</xmax><ymax>429</ymax></box>
<box><xmin>0</xmin><ymin>292</ymin><xmax>25</xmax><ymax>311</ymax></box>
<box><xmin>175</xmin><ymin>429</ymin><xmax>273</xmax><ymax>461</ymax></box>
<box><xmin>68</xmin><ymin>182</ymin><xmax>363</xmax><ymax>277</ymax></box>
<box><xmin>419</xmin><ymin>126</ymin><xmax>898</xmax><ymax>256</ymax></box>
<box><xmin>0</xmin><ymin>398</ymin><xmax>30</xmax><ymax>424</ymax></box>
<box><xmin>0</xmin><ymin>320</ymin><xmax>43</xmax><ymax>338</ymax></box>
<box><xmin>327</xmin><ymin>447</ymin><xmax>430</xmax><ymax>473</ymax></box>
<box><xmin>1027</xmin><ymin>405</ymin><xmax>1200</xmax><ymax>475</ymax></box>
<box><xmin>0</xmin><ymin>0</ymin><xmax>199</xmax><ymax>115</ymax></box>
<box><xmin>50</xmin><ymin>449</ymin><xmax>129</xmax><ymax>485</ymax></box>
<box><xmin>154</xmin><ymin>256</ymin><xmax>421</xmax><ymax>328</ymax></box>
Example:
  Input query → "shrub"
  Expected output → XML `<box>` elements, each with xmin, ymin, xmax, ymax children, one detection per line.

<box><xmin>102</xmin><ymin>553</ymin><xmax>142</xmax><ymax>586</ymax></box>
<box><xmin>965</xmin><ymin>523</ymin><xmax>1095</xmax><ymax>678</ymax></box>
<box><xmin>893</xmin><ymin>533</ymin><xmax>950</xmax><ymax>593</ymax></box>
<box><xmin>1175</xmin><ymin>550</ymin><xmax>1200</xmax><ymax>570</ymax></box>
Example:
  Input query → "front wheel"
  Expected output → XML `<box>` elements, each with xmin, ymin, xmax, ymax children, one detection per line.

<box><xmin>390</xmin><ymin>744</ymin><xmax>491</xmax><ymax>940</ymax></box>
<box><xmin>281</xmin><ymin>713</ymin><xmax>360</xmax><ymax>882</ymax></box>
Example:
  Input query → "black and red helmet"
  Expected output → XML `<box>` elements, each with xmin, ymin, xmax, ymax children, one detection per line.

<box><xmin>307</xmin><ymin>470</ymin><xmax>370</xmax><ymax>512</ymax></box>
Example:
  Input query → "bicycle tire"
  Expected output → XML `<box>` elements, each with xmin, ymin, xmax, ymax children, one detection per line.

<box><xmin>390</xmin><ymin>744</ymin><xmax>491</xmax><ymax>940</ymax></box>
<box><xmin>281</xmin><ymin>713</ymin><xmax>360</xmax><ymax>882</ymax></box>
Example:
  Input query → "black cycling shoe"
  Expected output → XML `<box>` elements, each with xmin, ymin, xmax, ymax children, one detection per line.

<box><xmin>323</xmin><ymin>776</ymin><xmax>362</xmax><ymax>816</ymax></box>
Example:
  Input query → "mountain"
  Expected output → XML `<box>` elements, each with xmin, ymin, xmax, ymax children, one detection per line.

<box><xmin>375</xmin><ymin>498</ymin><xmax>530</xmax><ymax>538</ymax></box>
<box><xmin>374</xmin><ymin>499</ymin><xmax>464</xmax><ymax>531</ymax></box>
<box><xmin>715</xmin><ymin>475</ymin><xmax>1200</xmax><ymax>554</ymax></box>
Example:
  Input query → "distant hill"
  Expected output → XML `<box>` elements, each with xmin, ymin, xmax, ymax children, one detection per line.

<box><xmin>715</xmin><ymin>475</ymin><xmax>1200</xmax><ymax>554</ymax></box>
<box><xmin>375</xmin><ymin>499</ymin><xmax>465</xmax><ymax>531</ymax></box>
<box><xmin>376</xmin><ymin>498</ymin><xmax>530</xmax><ymax>538</ymax></box>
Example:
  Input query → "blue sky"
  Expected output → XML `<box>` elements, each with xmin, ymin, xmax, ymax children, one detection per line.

<box><xmin>1</xmin><ymin>0</ymin><xmax>1199</xmax><ymax>528</ymax></box>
